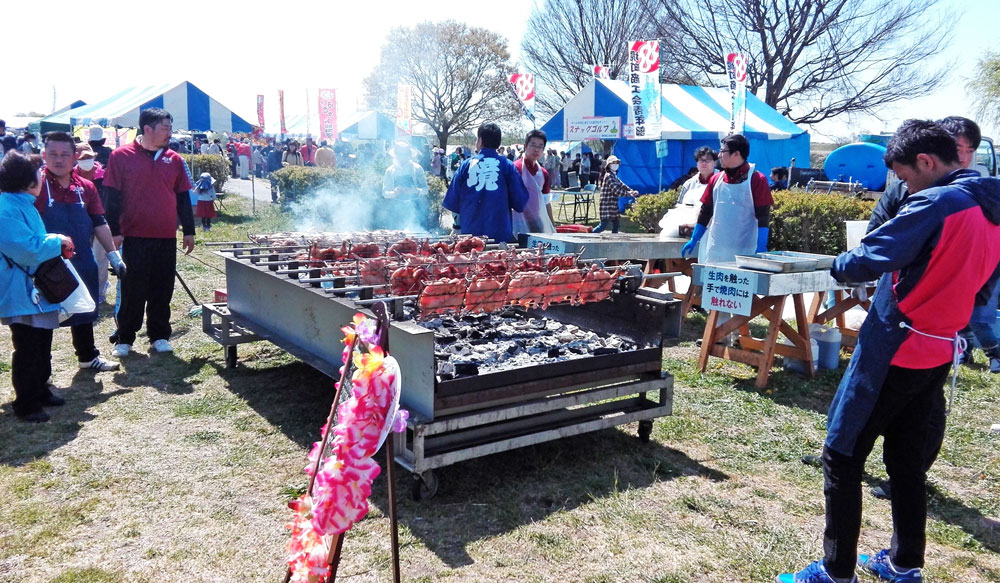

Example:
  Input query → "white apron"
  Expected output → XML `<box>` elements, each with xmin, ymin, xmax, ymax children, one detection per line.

<box><xmin>512</xmin><ymin>161</ymin><xmax>555</xmax><ymax>236</ymax></box>
<box><xmin>699</xmin><ymin>164</ymin><xmax>757</xmax><ymax>265</ymax></box>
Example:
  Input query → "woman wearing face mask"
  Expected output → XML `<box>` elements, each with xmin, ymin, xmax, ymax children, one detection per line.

<box><xmin>593</xmin><ymin>155</ymin><xmax>638</xmax><ymax>233</ymax></box>
<box><xmin>282</xmin><ymin>141</ymin><xmax>304</xmax><ymax>167</ymax></box>
<box><xmin>75</xmin><ymin>146</ymin><xmax>113</xmax><ymax>303</ymax></box>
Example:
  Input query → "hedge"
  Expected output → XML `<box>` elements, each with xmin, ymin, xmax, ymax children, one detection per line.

<box><xmin>181</xmin><ymin>154</ymin><xmax>230</xmax><ymax>191</ymax></box>
<box><xmin>272</xmin><ymin>165</ymin><xmax>448</xmax><ymax>230</ymax></box>
<box><xmin>625</xmin><ymin>186</ymin><xmax>875</xmax><ymax>255</ymax></box>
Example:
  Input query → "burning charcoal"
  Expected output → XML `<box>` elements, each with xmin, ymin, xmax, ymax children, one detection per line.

<box><xmin>469</xmin><ymin>329</ymin><xmax>484</xmax><ymax>340</ymax></box>
<box><xmin>594</xmin><ymin>347</ymin><xmax>619</xmax><ymax>356</ymax></box>
<box><xmin>545</xmin><ymin>320</ymin><xmax>562</xmax><ymax>332</ymax></box>
<box><xmin>437</xmin><ymin>360</ymin><xmax>455</xmax><ymax>378</ymax></box>
<box><xmin>435</xmin><ymin>352</ymin><xmax>451</xmax><ymax>361</ymax></box>
<box><xmin>436</xmin><ymin>333</ymin><xmax>457</xmax><ymax>345</ymax></box>
<box><xmin>547</xmin><ymin>347</ymin><xmax>563</xmax><ymax>358</ymax></box>
<box><xmin>454</xmin><ymin>362</ymin><xmax>479</xmax><ymax>376</ymax></box>
<box><xmin>530</xmin><ymin>319</ymin><xmax>547</xmax><ymax>330</ymax></box>
<box><xmin>556</xmin><ymin>332</ymin><xmax>575</xmax><ymax>344</ymax></box>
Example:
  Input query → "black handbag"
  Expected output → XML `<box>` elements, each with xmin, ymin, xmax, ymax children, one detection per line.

<box><xmin>3</xmin><ymin>253</ymin><xmax>79</xmax><ymax>304</ymax></box>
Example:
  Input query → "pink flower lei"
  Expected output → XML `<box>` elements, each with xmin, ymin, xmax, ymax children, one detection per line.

<box><xmin>285</xmin><ymin>313</ymin><xmax>409</xmax><ymax>580</ymax></box>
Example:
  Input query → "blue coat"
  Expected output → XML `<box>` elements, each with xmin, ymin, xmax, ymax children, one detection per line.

<box><xmin>443</xmin><ymin>149</ymin><xmax>529</xmax><ymax>243</ymax></box>
<box><xmin>826</xmin><ymin>169</ymin><xmax>1000</xmax><ymax>455</ymax></box>
<box><xmin>0</xmin><ymin>192</ymin><xmax>65</xmax><ymax>318</ymax></box>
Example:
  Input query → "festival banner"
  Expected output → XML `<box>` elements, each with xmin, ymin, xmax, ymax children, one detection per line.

<box><xmin>278</xmin><ymin>89</ymin><xmax>287</xmax><ymax>136</ymax></box>
<box><xmin>626</xmin><ymin>40</ymin><xmax>661</xmax><ymax>140</ymax></box>
<box><xmin>318</xmin><ymin>89</ymin><xmax>338</xmax><ymax>142</ymax></box>
<box><xmin>725</xmin><ymin>51</ymin><xmax>748</xmax><ymax>135</ymax></box>
<box><xmin>256</xmin><ymin>95</ymin><xmax>265</xmax><ymax>132</ymax></box>
<box><xmin>508</xmin><ymin>73</ymin><xmax>536</xmax><ymax>123</ymax></box>
<box><xmin>395</xmin><ymin>84</ymin><xmax>412</xmax><ymax>135</ymax></box>
<box><xmin>566</xmin><ymin>116</ymin><xmax>621</xmax><ymax>140</ymax></box>
<box><xmin>592</xmin><ymin>65</ymin><xmax>611</xmax><ymax>80</ymax></box>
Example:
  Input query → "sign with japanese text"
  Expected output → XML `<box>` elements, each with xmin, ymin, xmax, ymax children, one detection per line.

<box><xmin>566</xmin><ymin>116</ymin><xmax>620</xmax><ymax>140</ymax></box>
<box><xmin>655</xmin><ymin>140</ymin><xmax>669</xmax><ymax>158</ymax></box>
<box><xmin>318</xmin><ymin>89</ymin><xmax>337</xmax><ymax>143</ymax></box>
<box><xmin>725</xmin><ymin>51</ymin><xmax>748</xmax><ymax>136</ymax></box>
<box><xmin>257</xmin><ymin>95</ymin><xmax>265</xmax><ymax>132</ymax></box>
<box><xmin>592</xmin><ymin>65</ymin><xmax>610</xmax><ymax>79</ymax></box>
<box><xmin>278</xmin><ymin>90</ymin><xmax>287</xmax><ymax>136</ymax></box>
<box><xmin>702</xmin><ymin>267</ymin><xmax>757</xmax><ymax>316</ymax></box>
<box><xmin>395</xmin><ymin>84</ymin><xmax>412</xmax><ymax>135</ymax></box>
<box><xmin>509</xmin><ymin>73</ymin><xmax>536</xmax><ymax>123</ymax></box>
<box><xmin>626</xmin><ymin>40</ymin><xmax>661</xmax><ymax>140</ymax></box>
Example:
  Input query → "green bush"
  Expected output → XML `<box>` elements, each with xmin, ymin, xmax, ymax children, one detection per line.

<box><xmin>426</xmin><ymin>174</ymin><xmax>448</xmax><ymax>229</ymax></box>
<box><xmin>272</xmin><ymin>166</ymin><xmax>365</xmax><ymax>205</ymax></box>
<box><xmin>625</xmin><ymin>190</ymin><xmax>680</xmax><ymax>233</ymax></box>
<box><xmin>769</xmin><ymin>188</ymin><xmax>875</xmax><ymax>254</ymax></box>
<box><xmin>181</xmin><ymin>154</ymin><xmax>230</xmax><ymax>192</ymax></box>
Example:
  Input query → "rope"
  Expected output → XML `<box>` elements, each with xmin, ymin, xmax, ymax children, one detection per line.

<box><xmin>898</xmin><ymin>322</ymin><xmax>966</xmax><ymax>414</ymax></box>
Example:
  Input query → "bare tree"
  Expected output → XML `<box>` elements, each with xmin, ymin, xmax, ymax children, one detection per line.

<box><xmin>520</xmin><ymin>0</ymin><xmax>673</xmax><ymax>115</ymax></box>
<box><xmin>656</xmin><ymin>0</ymin><xmax>950</xmax><ymax>125</ymax></box>
<box><xmin>969</xmin><ymin>51</ymin><xmax>1000</xmax><ymax>126</ymax></box>
<box><xmin>363</xmin><ymin>21</ymin><xmax>520</xmax><ymax>149</ymax></box>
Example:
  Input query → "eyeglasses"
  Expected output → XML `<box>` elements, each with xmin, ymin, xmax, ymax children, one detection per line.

<box><xmin>719</xmin><ymin>149</ymin><xmax>732</xmax><ymax>154</ymax></box>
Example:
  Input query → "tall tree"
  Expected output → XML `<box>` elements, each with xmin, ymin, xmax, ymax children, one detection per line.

<box><xmin>364</xmin><ymin>21</ymin><xmax>520</xmax><ymax>149</ymax></box>
<box><xmin>520</xmin><ymin>0</ymin><xmax>671</xmax><ymax>115</ymax></box>
<box><xmin>969</xmin><ymin>51</ymin><xmax>1000</xmax><ymax>126</ymax></box>
<box><xmin>656</xmin><ymin>0</ymin><xmax>950</xmax><ymax>125</ymax></box>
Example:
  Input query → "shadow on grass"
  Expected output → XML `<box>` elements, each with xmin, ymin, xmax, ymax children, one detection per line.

<box><xmin>0</xmin><ymin>371</ymin><xmax>131</xmax><ymax>465</ymax></box>
<box><xmin>369</xmin><ymin>427</ymin><xmax>729</xmax><ymax>568</ymax></box>
<box><xmin>109</xmin><ymin>353</ymin><xmax>204</xmax><ymax>395</ymax></box>
<box><xmin>927</xmin><ymin>483</ymin><xmax>1000</xmax><ymax>553</ymax></box>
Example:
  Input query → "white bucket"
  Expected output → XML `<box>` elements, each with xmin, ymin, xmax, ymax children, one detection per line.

<box><xmin>810</xmin><ymin>324</ymin><xmax>843</xmax><ymax>369</ymax></box>
<box><xmin>781</xmin><ymin>337</ymin><xmax>819</xmax><ymax>374</ymax></box>
<box><xmin>846</xmin><ymin>221</ymin><xmax>867</xmax><ymax>250</ymax></box>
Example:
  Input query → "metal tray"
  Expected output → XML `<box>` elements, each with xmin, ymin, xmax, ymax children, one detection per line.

<box><xmin>734</xmin><ymin>254</ymin><xmax>818</xmax><ymax>273</ymax></box>
<box><xmin>760</xmin><ymin>251</ymin><xmax>836</xmax><ymax>270</ymax></box>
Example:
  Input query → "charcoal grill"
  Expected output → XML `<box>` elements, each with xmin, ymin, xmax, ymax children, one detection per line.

<box><xmin>203</xmin><ymin>238</ymin><xmax>683</xmax><ymax>499</ymax></box>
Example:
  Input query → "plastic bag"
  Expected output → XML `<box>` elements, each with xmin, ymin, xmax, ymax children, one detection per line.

<box><xmin>58</xmin><ymin>259</ymin><xmax>96</xmax><ymax>322</ymax></box>
<box><xmin>658</xmin><ymin>204</ymin><xmax>701</xmax><ymax>240</ymax></box>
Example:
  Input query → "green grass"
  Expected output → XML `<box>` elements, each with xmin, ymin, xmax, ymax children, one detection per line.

<box><xmin>0</xmin><ymin>195</ymin><xmax>997</xmax><ymax>582</ymax></box>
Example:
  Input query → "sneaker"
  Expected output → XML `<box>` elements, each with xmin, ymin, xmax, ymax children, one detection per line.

<box><xmin>43</xmin><ymin>393</ymin><xmax>66</xmax><ymax>407</ymax></box>
<box><xmin>801</xmin><ymin>454</ymin><xmax>823</xmax><ymax>467</ymax></box>
<box><xmin>151</xmin><ymin>339</ymin><xmax>173</xmax><ymax>353</ymax></box>
<box><xmin>990</xmin><ymin>358</ymin><xmax>1000</xmax><ymax>374</ymax></box>
<box><xmin>112</xmin><ymin>343</ymin><xmax>132</xmax><ymax>357</ymax></box>
<box><xmin>78</xmin><ymin>356</ymin><xmax>121</xmax><ymax>372</ymax></box>
<box><xmin>776</xmin><ymin>559</ymin><xmax>857</xmax><ymax>583</ymax></box>
<box><xmin>991</xmin><ymin>423</ymin><xmax>1000</xmax><ymax>434</ymax></box>
<box><xmin>870</xmin><ymin>482</ymin><xmax>892</xmax><ymax>500</ymax></box>
<box><xmin>858</xmin><ymin>549</ymin><xmax>922</xmax><ymax>582</ymax></box>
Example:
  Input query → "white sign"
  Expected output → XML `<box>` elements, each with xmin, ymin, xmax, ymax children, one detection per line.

<box><xmin>626</xmin><ymin>40</ymin><xmax>661</xmax><ymax>140</ymax></box>
<box><xmin>655</xmin><ymin>140</ymin><xmax>669</xmax><ymax>158</ymax></box>
<box><xmin>566</xmin><ymin>116</ymin><xmax>621</xmax><ymax>140</ymax></box>
<box><xmin>725</xmin><ymin>51</ymin><xmax>748</xmax><ymax>135</ymax></box>
<box><xmin>702</xmin><ymin>267</ymin><xmax>757</xmax><ymax>316</ymax></box>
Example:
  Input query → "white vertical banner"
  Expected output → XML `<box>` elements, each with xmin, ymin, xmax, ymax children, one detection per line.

<box><xmin>726</xmin><ymin>51</ymin><xmax>749</xmax><ymax>135</ymax></box>
<box><xmin>395</xmin><ymin>84</ymin><xmax>412</xmax><ymax>135</ymax></box>
<box><xmin>592</xmin><ymin>64</ymin><xmax>611</xmax><ymax>79</ymax></box>
<box><xmin>509</xmin><ymin>73</ymin><xmax>536</xmax><ymax>123</ymax></box>
<box><xmin>627</xmin><ymin>40</ymin><xmax>661</xmax><ymax>140</ymax></box>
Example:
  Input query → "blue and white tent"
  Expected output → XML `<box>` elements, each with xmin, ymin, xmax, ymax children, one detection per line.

<box><xmin>44</xmin><ymin>82</ymin><xmax>253</xmax><ymax>133</ymax></box>
<box><xmin>541</xmin><ymin>79</ymin><xmax>810</xmax><ymax>193</ymax></box>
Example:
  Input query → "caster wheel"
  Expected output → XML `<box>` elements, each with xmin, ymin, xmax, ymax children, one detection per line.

<box><xmin>225</xmin><ymin>346</ymin><xmax>238</xmax><ymax>369</ymax></box>
<box><xmin>638</xmin><ymin>419</ymin><xmax>653</xmax><ymax>443</ymax></box>
<box><xmin>411</xmin><ymin>470</ymin><xmax>438</xmax><ymax>501</ymax></box>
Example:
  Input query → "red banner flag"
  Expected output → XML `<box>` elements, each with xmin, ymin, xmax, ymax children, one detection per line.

<box><xmin>279</xmin><ymin>90</ymin><xmax>287</xmax><ymax>136</ymax></box>
<box><xmin>318</xmin><ymin>89</ymin><xmax>338</xmax><ymax>143</ymax></box>
<box><xmin>257</xmin><ymin>95</ymin><xmax>265</xmax><ymax>132</ymax></box>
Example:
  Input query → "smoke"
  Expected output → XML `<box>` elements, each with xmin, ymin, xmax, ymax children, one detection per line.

<box><xmin>289</xmin><ymin>185</ymin><xmax>430</xmax><ymax>234</ymax></box>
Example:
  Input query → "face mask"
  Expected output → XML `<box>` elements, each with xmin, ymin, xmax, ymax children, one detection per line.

<box><xmin>77</xmin><ymin>159</ymin><xmax>95</xmax><ymax>171</ymax></box>
<box><xmin>610</xmin><ymin>164</ymin><xmax>620</xmax><ymax>172</ymax></box>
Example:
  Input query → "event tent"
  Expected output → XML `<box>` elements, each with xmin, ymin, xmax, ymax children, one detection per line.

<box><xmin>42</xmin><ymin>82</ymin><xmax>253</xmax><ymax>133</ymax></box>
<box><xmin>540</xmin><ymin>79</ymin><xmax>810</xmax><ymax>193</ymax></box>
<box><xmin>37</xmin><ymin>100</ymin><xmax>87</xmax><ymax>134</ymax></box>
<box><xmin>339</xmin><ymin>110</ymin><xmax>398</xmax><ymax>142</ymax></box>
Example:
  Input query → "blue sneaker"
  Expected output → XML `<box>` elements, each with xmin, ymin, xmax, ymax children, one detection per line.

<box><xmin>858</xmin><ymin>549</ymin><xmax>922</xmax><ymax>582</ymax></box>
<box><xmin>775</xmin><ymin>559</ymin><xmax>858</xmax><ymax>583</ymax></box>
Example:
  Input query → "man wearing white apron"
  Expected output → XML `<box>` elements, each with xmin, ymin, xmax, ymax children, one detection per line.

<box><xmin>512</xmin><ymin>129</ymin><xmax>556</xmax><ymax>239</ymax></box>
<box><xmin>682</xmin><ymin>134</ymin><xmax>772</xmax><ymax>263</ymax></box>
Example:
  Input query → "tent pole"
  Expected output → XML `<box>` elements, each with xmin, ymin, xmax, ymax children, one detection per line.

<box><xmin>659</xmin><ymin>154</ymin><xmax>663</xmax><ymax>193</ymax></box>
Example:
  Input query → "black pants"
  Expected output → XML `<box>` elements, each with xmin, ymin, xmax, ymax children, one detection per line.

<box><xmin>70</xmin><ymin>323</ymin><xmax>99</xmax><ymax>362</ymax></box>
<box><xmin>9</xmin><ymin>324</ymin><xmax>55</xmax><ymax>416</ymax></box>
<box><xmin>117</xmin><ymin>237</ymin><xmax>176</xmax><ymax>345</ymax></box>
<box><xmin>822</xmin><ymin>362</ymin><xmax>951</xmax><ymax>578</ymax></box>
<box><xmin>269</xmin><ymin>173</ymin><xmax>279</xmax><ymax>202</ymax></box>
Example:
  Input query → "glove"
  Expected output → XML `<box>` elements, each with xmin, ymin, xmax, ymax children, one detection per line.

<box><xmin>108</xmin><ymin>250</ymin><xmax>127</xmax><ymax>278</ymax></box>
<box><xmin>756</xmin><ymin>227</ymin><xmax>770</xmax><ymax>253</ymax></box>
<box><xmin>681</xmin><ymin>223</ymin><xmax>706</xmax><ymax>259</ymax></box>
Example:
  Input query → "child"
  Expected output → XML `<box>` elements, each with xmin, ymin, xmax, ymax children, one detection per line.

<box><xmin>195</xmin><ymin>172</ymin><xmax>217</xmax><ymax>231</ymax></box>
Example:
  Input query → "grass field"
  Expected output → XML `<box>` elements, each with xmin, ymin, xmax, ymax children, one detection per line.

<box><xmin>1</xmin><ymin>196</ymin><xmax>997</xmax><ymax>583</ymax></box>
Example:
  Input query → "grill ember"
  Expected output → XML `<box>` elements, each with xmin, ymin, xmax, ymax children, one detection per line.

<box><xmin>241</xmin><ymin>233</ymin><xmax>621</xmax><ymax>319</ymax></box>
<box><xmin>423</xmin><ymin>309</ymin><xmax>643</xmax><ymax>379</ymax></box>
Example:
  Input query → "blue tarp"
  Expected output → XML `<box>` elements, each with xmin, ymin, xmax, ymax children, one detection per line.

<box><xmin>43</xmin><ymin>82</ymin><xmax>252</xmax><ymax>133</ymax></box>
<box><xmin>540</xmin><ymin>79</ymin><xmax>811</xmax><ymax>193</ymax></box>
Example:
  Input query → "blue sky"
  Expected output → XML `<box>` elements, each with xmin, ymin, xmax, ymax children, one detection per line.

<box><xmin>1</xmin><ymin>0</ymin><xmax>996</xmax><ymax>141</ymax></box>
